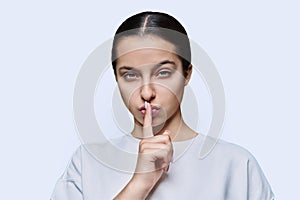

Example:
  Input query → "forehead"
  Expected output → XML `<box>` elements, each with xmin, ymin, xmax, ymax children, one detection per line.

<box><xmin>115</xmin><ymin>36</ymin><xmax>180</xmax><ymax>67</ymax></box>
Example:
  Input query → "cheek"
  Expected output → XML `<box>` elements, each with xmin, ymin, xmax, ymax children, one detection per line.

<box><xmin>157</xmin><ymin>83</ymin><xmax>185</xmax><ymax>109</ymax></box>
<box><xmin>158</xmin><ymin>79</ymin><xmax>185</xmax><ymax>103</ymax></box>
<box><xmin>118</xmin><ymin>84</ymin><xmax>140</xmax><ymax>110</ymax></box>
<box><xmin>162</xmin><ymin>71</ymin><xmax>185</xmax><ymax>94</ymax></box>
<box><xmin>118</xmin><ymin>84</ymin><xmax>130</xmax><ymax>106</ymax></box>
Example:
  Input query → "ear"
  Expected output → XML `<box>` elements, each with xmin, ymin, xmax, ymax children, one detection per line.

<box><xmin>184</xmin><ymin>64</ymin><xmax>193</xmax><ymax>86</ymax></box>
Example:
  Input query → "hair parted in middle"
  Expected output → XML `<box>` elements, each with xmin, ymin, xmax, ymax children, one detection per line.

<box><xmin>111</xmin><ymin>11</ymin><xmax>192</xmax><ymax>78</ymax></box>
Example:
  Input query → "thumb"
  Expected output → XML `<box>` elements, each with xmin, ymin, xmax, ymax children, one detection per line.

<box><xmin>163</xmin><ymin>130</ymin><xmax>171</xmax><ymax>136</ymax></box>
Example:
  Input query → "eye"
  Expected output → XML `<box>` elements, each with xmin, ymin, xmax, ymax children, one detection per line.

<box><xmin>123</xmin><ymin>72</ymin><xmax>139</xmax><ymax>80</ymax></box>
<box><xmin>156</xmin><ymin>70</ymin><xmax>172</xmax><ymax>78</ymax></box>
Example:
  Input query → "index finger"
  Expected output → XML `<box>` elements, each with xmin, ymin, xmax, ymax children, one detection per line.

<box><xmin>143</xmin><ymin>101</ymin><xmax>153</xmax><ymax>137</ymax></box>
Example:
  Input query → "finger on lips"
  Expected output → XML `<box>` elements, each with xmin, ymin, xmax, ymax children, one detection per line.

<box><xmin>142</xmin><ymin>101</ymin><xmax>153</xmax><ymax>137</ymax></box>
<box><xmin>141</xmin><ymin>101</ymin><xmax>172</xmax><ymax>173</ymax></box>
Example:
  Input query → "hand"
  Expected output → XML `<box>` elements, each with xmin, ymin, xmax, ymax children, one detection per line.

<box><xmin>114</xmin><ymin>102</ymin><xmax>173</xmax><ymax>200</ymax></box>
<box><xmin>133</xmin><ymin>101</ymin><xmax>173</xmax><ymax>187</ymax></box>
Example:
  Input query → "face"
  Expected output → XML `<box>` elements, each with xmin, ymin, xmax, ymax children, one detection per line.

<box><xmin>115</xmin><ymin>36</ymin><xmax>190</xmax><ymax>128</ymax></box>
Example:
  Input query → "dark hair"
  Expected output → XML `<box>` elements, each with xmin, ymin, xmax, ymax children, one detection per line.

<box><xmin>111</xmin><ymin>11</ymin><xmax>191</xmax><ymax>78</ymax></box>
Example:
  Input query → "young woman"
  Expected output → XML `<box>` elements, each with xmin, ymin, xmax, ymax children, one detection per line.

<box><xmin>51</xmin><ymin>11</ymin><xmax>275</xmax><ymax>199</ymax></box>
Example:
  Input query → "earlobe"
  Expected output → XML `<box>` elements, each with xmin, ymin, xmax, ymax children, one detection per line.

<box><xmin>184</xmin><ymin>64</ymin><xmax>193</xmax><ymax>86</ymax></box>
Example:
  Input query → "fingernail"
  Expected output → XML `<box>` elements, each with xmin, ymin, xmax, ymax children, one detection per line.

<box><xmin>145</xmin><ymin>101</ymin><xmax>147</xmax><ymax>109</ymax></box>
<box><xmin>163</xmin><ymin>130</ymin><xmax>170</xmax><ymax>135</ymax></box>
<box><xmin>165</xmin><ymin>165</ymin><xmax>169</xmax><ymax>172</ymax></box>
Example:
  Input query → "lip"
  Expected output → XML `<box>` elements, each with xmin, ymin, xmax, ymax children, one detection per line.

<box><xmin>139</xmin><ymin>104</ymin><xmax>160</xmax><ymax>116</ymax></box>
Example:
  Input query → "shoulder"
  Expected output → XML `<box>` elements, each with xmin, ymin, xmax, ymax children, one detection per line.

<box><xmin>204</xmin><ymin>136</ymin><xmax>258</xmax><ymax>163</ymax></box>
<box><xmin>201</xmin><ymin>137</ymin><xmax>275</xmax><ymax>199</ymax></box>
<box><xmin>220</xmin><ymin>140</ymin><xmax>254</xmax><ymax>158</ymax></box>
<box><xmin>196</xmin><ymin>135</ymin><xmax>265</xmax><ymax>171</ymax></box>
<box><xmin>69</xmin><ymin>135</ymin><xmax>137</xmax><ymax>165</ymax></box>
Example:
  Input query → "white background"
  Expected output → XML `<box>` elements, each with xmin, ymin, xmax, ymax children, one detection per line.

<box><xmin>0</xmin><ymin>0</ymin><xmax>299</xmax><ymax>199</ymax></box>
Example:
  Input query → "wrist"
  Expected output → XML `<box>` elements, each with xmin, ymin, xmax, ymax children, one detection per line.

<box><xmin>114</xmin><ymin>176</ymin><xmax>151</xmax><ymax>200</ymax></box>
<box><xmin>131</xmin><ymin>174</ymin><xmax>154</xmax><ymax>191</ymax></box>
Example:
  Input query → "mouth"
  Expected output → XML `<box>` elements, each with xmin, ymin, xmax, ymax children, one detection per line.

<box><xmin>139</xmin><ymin>104</ymin><xmax>160</xmax><ymax>116</ymax></box>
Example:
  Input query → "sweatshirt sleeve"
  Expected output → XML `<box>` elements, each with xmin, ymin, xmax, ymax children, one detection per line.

<box><xmin>50</xmin><ymin>146</ymin><xmax>83</xmax><ymax>200</ymax></box>
<box><xmin>247</xmin><ymin>155</ymin><xmax>275</xmax><ymax>200</ymax></box>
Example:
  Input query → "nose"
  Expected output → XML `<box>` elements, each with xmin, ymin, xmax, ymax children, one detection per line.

<box><xmin>140</xmin><ymin>83</ymin><xmax>156</xmax><ymax>102</ymax></box>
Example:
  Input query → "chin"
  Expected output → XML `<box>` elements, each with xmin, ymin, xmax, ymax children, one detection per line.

<box><xmin>152</xmin><ymin>116</ymin><xmax>167</xmax><ymax>126</ymax></box>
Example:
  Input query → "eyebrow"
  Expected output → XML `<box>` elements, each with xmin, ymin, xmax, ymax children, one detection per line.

<box><xmin>118</xmin><ymin>60</ymin><xmax>176</xmax><ymax>72</ymax></box>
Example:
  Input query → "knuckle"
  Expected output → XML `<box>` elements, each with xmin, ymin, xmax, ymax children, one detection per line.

<box><xmin>161</xmin><ymin>149</ymin><xmax>168</xmax><ymax>157</ymax></box>
<box><xmin>139</xmin><ymin>142</ymin><xmax>147</xmax><ymax>151</ymax></box>
<box><xmin>164</xmin><ymin>135</ymin><xmax>171</xmax><ymax>142</ymax></box>
<box><xmin>139</xmin><ymin>140</ymin><xmax>146</xmax><ymax>146</ymax></box>
<box><xmin>162</xmin><ymin>135</ymin><xmax>169</xmax><ymax>140</ymax></box>
<box><xmin>139</xmin><ymin>146</ymin><xmax>145</xmax><ymax>153</ymax></box>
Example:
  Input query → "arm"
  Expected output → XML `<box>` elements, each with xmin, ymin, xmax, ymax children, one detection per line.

<box><xmin>247</xmin><ymin>154</ymin><xmax>275</xmax><ymax>200</ymax></box>
<box><xmin>50</xmin><ymin>147</ymin><xmax>83</xmax><ymax>200</ymax></box>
